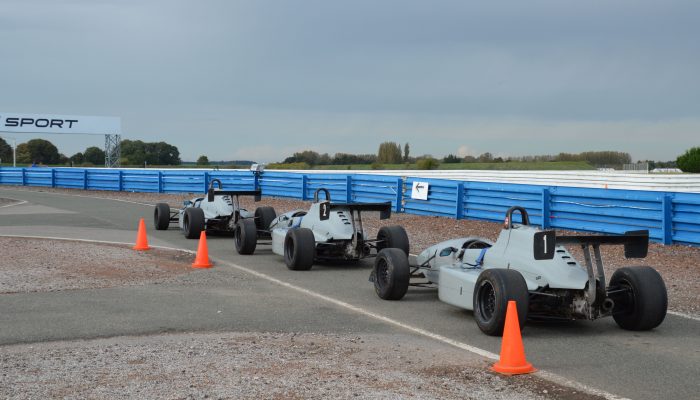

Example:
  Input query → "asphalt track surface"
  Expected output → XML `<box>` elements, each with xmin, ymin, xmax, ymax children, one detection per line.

<box><xmin>1</xmin><ymin>188</ymin><xmax>698</xmax><ymax>400</ymax></box>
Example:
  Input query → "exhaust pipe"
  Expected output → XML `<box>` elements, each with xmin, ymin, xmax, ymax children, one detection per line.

<box><xmin>601</xmin><ymin>297</ymin><xmax>615</xmax><ymax>313</ymax></box>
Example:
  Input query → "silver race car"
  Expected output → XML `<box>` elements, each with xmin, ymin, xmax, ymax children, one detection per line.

<box><xmin>153</xmin><ymin>179</ymin><xmax>276</xmax><ymax>241</ymax></box>
<box><xmin>236</xmin><ymin>188</ymin><xmax>409</xmax><ymax>271</ymax></box>
<box><xmin>371</xmin><ymin>206</ymin><xmax>667</xmax><ymax>336</ymax></box>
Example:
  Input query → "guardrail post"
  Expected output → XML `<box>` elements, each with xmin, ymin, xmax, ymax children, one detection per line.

<box><xmin>455</xmin><ymin>182</ymin><xmax>464</xmax><ymax>219</ymax></box>
<box><xmin>158</xmin><ymin>171</ymin><xmax>163</xmax><ymax>193</ymax></box>
<box><xmin>346</xmin><ymin>175</ymin><xmax>352</xmax><ymax>203</ymax></box>
<box><xmin>395</xmin><ymin>177</ymin><xmax>403</xmax><ymax>213</ymax></box>
<box><xmin>22</xmin><ymin>168</ymin><xmax>26</xmax><ymax>186</ymax></box>
<box><xmin>203</xmin><ymin>172</ymin><xmax>210</xmax><ymax>193</ymax></box>
<box><xmin>662</xmin><ymin>194</ymin><xmax>673</xmax><ymax>245</ymax></box>
<box><xmin>83</xmin><ymin>169</ymin><xmax>88</xmax><ymax>189</ymax></box>
<box><xmin>51</xmin><ymin>168</ymin><xmax>56</xmax><ymax>188</ymax></box>
<box><xmin>541</xmin><ymin>188</ymin><xmax>551</xmax><ymax>229</ymax></box>
<box><xmin>118</xmin><ymin>170</ymin><xmax>124</xmax><ymax>191</ymax></box>
<box><xmin>301</xmin><ymin>175</ymin><xmax>308</xmax><ymax>200</ymax></box>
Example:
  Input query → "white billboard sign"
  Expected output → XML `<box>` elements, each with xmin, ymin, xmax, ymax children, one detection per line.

<box><xmin>0</xmin><ymin>113</ymin><xmax>121</xmax><ymax>135</ymax></box>
<box><xmin>411</xmin><ymin>181</ymin><xmax>429</xmax><ymax>200</ymax></box>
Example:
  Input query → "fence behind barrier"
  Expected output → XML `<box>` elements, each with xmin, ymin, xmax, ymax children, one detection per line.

<box><xmin>1</xmin><ymin>167</ymin><xmax>699</xmax><ymax>246</ymax></box>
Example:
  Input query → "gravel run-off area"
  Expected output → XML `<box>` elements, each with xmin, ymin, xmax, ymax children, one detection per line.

<box><xmin>0</xmin><ymin>331</ymin><xmax>603</xmax><ymax>400</ymax></box>
<box><xmin>0</xmin><ymin>237</ymin><xmax>194</xmax><ymax>293</ymax></box>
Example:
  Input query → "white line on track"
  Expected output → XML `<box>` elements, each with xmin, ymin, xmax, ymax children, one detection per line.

<box><xmin>0</xmin><ymin>233</ymin><xmax>631</xmax><ymax>400</ymax></box>
<box><xmin>668</xmin><ymin>310</ymin><xmax>700</xmax><ymax>322</ymax></box>
<box><xmin>0</xmin><ymin>187</ymin><xmax>154</xmax><ymax>207</ymax></box>
<box><xmin>0</xmin><ymin>198</ymin><xmax>28</xmax><ymax>208</ymax></box>
<box><xmin>0</xmin><ymin>234</ymin><xmax>194</xmax><ymax>254</ymax></box>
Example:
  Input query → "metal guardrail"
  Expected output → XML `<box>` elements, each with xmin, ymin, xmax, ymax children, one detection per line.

<box><xmin>1</xmin><ymin>167</ymin><xmax>699</xmax><ymax>246</ymax></box>
<box><xmin>276</xmin><ymin>169</ymin><xmax>700</xmax><ymax>193</ymax></box>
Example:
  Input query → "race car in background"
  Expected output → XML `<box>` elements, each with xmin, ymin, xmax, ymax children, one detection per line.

<box><xmin>236</xmin><ymin>188</ymin><xmax>409</xmax><ymax>271</ymax></box>
<box><xmin>153</xmin><ymin>178</ymin><xmax>276</xmax><ymax>240</ymax></box>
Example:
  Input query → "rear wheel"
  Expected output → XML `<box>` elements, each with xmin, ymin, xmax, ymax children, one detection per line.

<box><xmin>610</xmin><ymin>266</ymin><xmax>667</xmax><ymax>331</ymax></box>
<box><xmin>373</xmin><ymin>248</ymin><xmax>410</xmax><ymax>300</ymax></box>
<box><xmin>473</xmin><ymin>269</ymin><xmax>529</xmax><ymax>336</ymax></box>
<box><xmin>255</xmin><ymin>206</ymin><xmax>277</xmax><ymax>231</ymax></box>
<box><xmin>284</xmin><ymin>228</ymin><xmax>315</xmax><ymax>270</ymax></box>
<box><xmin>154</xmin><ymin>203</ymin><xmax>170</xmax><ymax>230</ymax></box>
<box><xmin>376</xmin><ymin>225</ymin><xmax>410</xmax><ymax>256</ymax></box>
<box><xmin>183</xmin><ymin>208</ymin><xmax>205</xmax><ymax>239</ymax></box>
<box><xmin>235</xmin><ymin>218</ymin><xmax>258</xmax><ymax>255</ymax></box>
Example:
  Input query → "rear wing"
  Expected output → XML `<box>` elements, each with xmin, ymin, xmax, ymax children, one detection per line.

<box><xmin>208</xmin><ymin>188</ymin><xmax>262</xmax><ymax>202</ymax></box>
<box><xmin>207</xmin><ymin>178</ymin><xmax>262</xmax><ymax>202</ymax></box>
<box><xmin>534</xmin><ymin>230</ymin><xmax>649</xmax><ymax>260</ymax></box>
<box><xmin>320</xmin><ymin>201</ymin><xmax>392</xmax><ymax>220</ymax></box>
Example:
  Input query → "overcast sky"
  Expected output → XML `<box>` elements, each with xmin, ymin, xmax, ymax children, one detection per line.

<box><xmin>1</xmin><ymin>0</ymin><xmax>698</xmax><ymax>162</ymax></box>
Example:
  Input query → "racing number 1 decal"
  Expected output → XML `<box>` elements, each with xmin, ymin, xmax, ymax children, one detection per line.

<box><xmin>319</xmin><ymin>201</ymin><xmax>331</xmax><ymax>221</ymax></box>
<box><xmin>533</xmin><ymin>230</ymin><xmax>556</xmax><ymax>260</ymax></box>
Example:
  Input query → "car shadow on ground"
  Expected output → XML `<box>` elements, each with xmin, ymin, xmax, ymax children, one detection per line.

<box><xmin>312</xmin><ymin>259</ymin><xmax>374</xmax><ymax>270</ymax></box>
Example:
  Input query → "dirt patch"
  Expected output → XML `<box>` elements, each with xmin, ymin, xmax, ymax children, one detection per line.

<box><xmin>0</xmin><ymin>197</ymin><xmax>21</xmax><ymax>207</ymax></box>
<box><xmin>0</xmin><ymin>332</ymin><xmax>603</xmax><ymax>400</ymax></box>
<box><xmin>0</xmin><ymin>237</ymin><xmax>194</xmax><ymax>293</ymax></box>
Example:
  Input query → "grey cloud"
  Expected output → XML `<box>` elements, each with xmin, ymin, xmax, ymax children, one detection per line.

<box><xmin>1</xmin><ymin>0</ymin><xmax>698</xmax><ymax>162</ymax></box>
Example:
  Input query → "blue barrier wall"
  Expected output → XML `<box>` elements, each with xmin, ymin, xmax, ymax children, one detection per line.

<box><xmin>1</xmin><ymin>167</ymin><xmax>698</xmax><ymax>246</ymax></box>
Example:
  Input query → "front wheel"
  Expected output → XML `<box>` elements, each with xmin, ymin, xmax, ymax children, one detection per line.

<box><xmin>373</xmin><ymin>248</ymin><xmax>410</xmax><ymax>300</ymax></box>
<box><xmin>376</xmin><ymin>225</ymin><xmax>410</xmax><ymax>256</ymax></box>
<box><xmin>610</xmin><ymin>266</ymin><xmax>667</xmax><ymax>331</ymax></box>
<box><xmin>235</xmin><ymin>218</ymin><xmax>258</xmax><ymax>255</ymax></box>
<box><xmin>183</xmin><ymin>208</ymin><xmax>205</xmax><ymax>239</ymax></box>
<box><xmin>255</xmin><ymin>206</ymin><xmax>277</xmax><ymax>232</ymax></box>
<box><xmin>154</xmin><ymin>203</ymin><xmax>170</xmax><ymax>230</ymax></box>
<box><xmin>284</xmin><ymin>228</ymin><xmax>315</xmax><ymax>270</ymax></box>
<box><xmin>473</xmin><ymin>269</ymin><xmax>529</xmax><ymax>336</ymax></box>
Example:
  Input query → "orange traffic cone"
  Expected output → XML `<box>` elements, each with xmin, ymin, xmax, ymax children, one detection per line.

<box><xmin>491</xmin><ymin>301</ymin><xmax>536</xmax><ymax>375</ymax></box>
<box><xmin>192</xmin><ymin>231</ymin><xmax>213</xmax><ymax>268</ymax></box>
<box><xmin>133</xmin><ymin>218</ymin><xmax>151</xmax><ymax>251</ymax></box>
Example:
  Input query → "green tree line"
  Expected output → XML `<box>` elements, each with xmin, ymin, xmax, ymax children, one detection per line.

<box><xmin>274</xmin><ymin>142</ymin><xmax>691</xmax><ymax>171</ymax></box>
<box><xmin>0</xmin><ymin>137</ymin><xmax>181</xmax><ymax>166</ymax></box>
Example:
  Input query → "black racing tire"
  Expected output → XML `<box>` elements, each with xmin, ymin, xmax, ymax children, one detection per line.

<box><xmin>373</xmin><ymin>248</ymin><xmax>410</xmax><ymax>300</ymax></box>
<box><xmin>235</xmin><ymin>218</ymin><xmax>258</xmax><ymax>255</ymax></box>
<box><xmin>183</xmin><ymin>207</ymin><xmax>205</xmax><ymax>239</ymax></box>
<box><xmin>376</xmin><ymin>225</ymin><xmax>410</xmax><ymax>256</ymax></box>
<box><xmin>255</xmin><ymin>206</ymin><xmax>277</xmax><ymax>231</ymax></box>
<box><xmin>284</xmin><ymin>228</ymin><xmax>315</xmax><ymax>271</ymax></box>
<box><xmin>610</xmin><ymin>266</ymin><xmax>667</xmax><ymax>331</ymax></box>
<box><xmin>473</xmin><ymin>269</ymin><xmax>529</xmax><ymax>336</ymax></box>
<box><xmin>154</xmin><ymin>203</ymin><xmax>170</xmax><ymax>230</ymax></box>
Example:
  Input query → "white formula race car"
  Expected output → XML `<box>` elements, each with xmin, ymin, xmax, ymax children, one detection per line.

<box><xmin>236</xmin><ymin>188</ymin><xmax>409</xmax><ymax>271</ymax></box>
<box><xmin>370</xmin><ymin>206</ymin><xmax>667</xmax><ymax>336</ymax></box>
<box><xmin>153</xmin><ymin>179</ymin><xmax>276</xmax><ymax>240</ymax></box>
